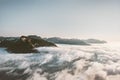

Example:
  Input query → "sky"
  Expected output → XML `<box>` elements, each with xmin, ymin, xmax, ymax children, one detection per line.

<box><xmin>0</xmin><ymin>0</ymin><xmax>120</xmax><ymax>41</ymax></box>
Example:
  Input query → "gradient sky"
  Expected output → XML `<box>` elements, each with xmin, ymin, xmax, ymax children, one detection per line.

<box><xmin>0</xmin><ymin>0</ymin><xmax>120</xmax><ymax>41</ymax></box>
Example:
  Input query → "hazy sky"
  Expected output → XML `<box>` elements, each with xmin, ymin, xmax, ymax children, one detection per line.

<box><xmin>0</xmin><ymin>0</ymin><xmax>120</xmax><ymax>41</ymax></box>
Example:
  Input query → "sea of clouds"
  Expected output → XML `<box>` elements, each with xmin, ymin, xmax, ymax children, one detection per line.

<box><xmin>0</xmin><ymin>42</ymin><xmax>120</xmax><ymax>80</ymax></box>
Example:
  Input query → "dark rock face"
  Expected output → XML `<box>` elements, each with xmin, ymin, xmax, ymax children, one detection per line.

<box><xmin>0</xmin><ymin>36</ymin><xmax>56</xmax><ymax>53</ymax></box>
<box><xmin>27</xmin><ymin>36</ymin><xmax>56</xmax><ymax>47</ymax></box>
<box><xmin>7</xmin><ymin>36</ymin><xmax>36</xmax><ymax>53</ymax></box>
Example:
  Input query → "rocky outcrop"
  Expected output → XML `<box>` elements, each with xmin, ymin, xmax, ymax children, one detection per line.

<box><xmin>0</xmin><ymin>36</ymin><xmax>56</xmax><ymax>53</ymax></box>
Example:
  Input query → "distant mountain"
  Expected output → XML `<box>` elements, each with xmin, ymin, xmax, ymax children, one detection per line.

<box><xmin>44</xmin><ymin>37</ymin><xmax>107</xmax><ymax>45</ymax></box>
<box><xmin>84</xmin><ymin>39</ymin><xmax>107</xmax><ymax>44</ymax></box>
<box><xmin>44</xmin><ymin>37</ymin><xmax>90</xmax><ymax>45</ymax></box>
